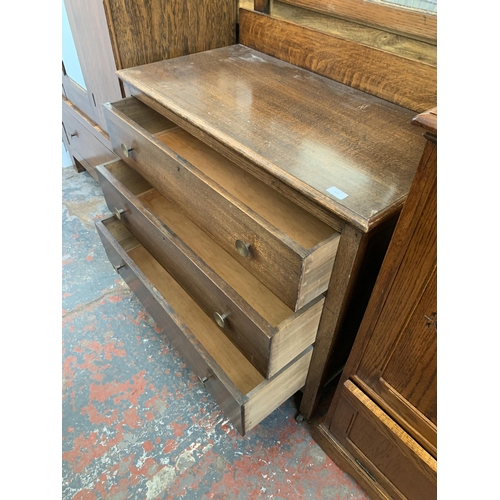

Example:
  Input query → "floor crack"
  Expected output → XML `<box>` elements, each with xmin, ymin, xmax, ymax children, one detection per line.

<box><xmin>62</xmin><ymin>283</ymin><xmax>131</xmax><ymax>319</ymax></box>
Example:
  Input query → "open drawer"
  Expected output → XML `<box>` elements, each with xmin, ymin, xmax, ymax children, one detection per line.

<box><xmin>97</xmin><ymin>159</ymin><xmax>324</xmax><ymax>378</ymax></box>
<box><xmin>95</xmin><ymin>216</ymin><xmax>313</xmax><ymax>435</ymax></box>
<box><xmin>103</xmin><ymin>97</ymin><xmax>340</xmax><ymax>311</ymax></box>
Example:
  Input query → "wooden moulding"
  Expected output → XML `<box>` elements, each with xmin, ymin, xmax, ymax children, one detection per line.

<box><xmin>239</xmin><ymin>8</ymin><xmax>436</xmax><ymax>112</ymax></box>
<box><xmin>278</xmin><ymin>0</ymin><xmax>436</xmax><ymax>43</ymax></box>
<box><xmin>258</xmin><ymin>1</ymin><xmax>436</xmax><ymax>65</ymax></box>
<box><xmin>328</xmin><ymin>380</ymin><xmax>437</xmax><ymax>499</ymax></box>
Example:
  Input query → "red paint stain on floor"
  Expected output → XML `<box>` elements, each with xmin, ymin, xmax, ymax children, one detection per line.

<box><xmin>71</xmin><ymin>489</ymin><xmax>96</xmax><ymax>500</ymax></box>
<box><xmin>89</xmin><ymin>370</ymin><xmax>146</xmax><ymax>406</ymax></box>
<box><xmin>143</xmin><ymin>440</ymin><xmax>154</xmax><ymax>453</ymax></box>
<box><xmin>163</xmin><ymin>439</ymin><xmax>178</xmax><ymax>454</ymax></box>
<box><xmin>171</xmin><ymin>421</ymin><xmax>187</xmax><ymax>437</ymax></box>
<box><xmin>62</xmin><ymin>431</ymin><xmax>122</xmax><ymax>474</ymax></box>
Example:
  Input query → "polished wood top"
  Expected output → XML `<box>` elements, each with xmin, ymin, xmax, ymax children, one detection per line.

<box><xmin>117</xmin><ymin>45</ymin><xmax>426</xmax><ymax>231</ymax></box>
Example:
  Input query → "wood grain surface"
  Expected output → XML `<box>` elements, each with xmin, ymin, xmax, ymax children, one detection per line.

<box><xmin>103</xmin><ymin>0</ymin><xmax>237</xmax><ymax>69</ymax></box>
<box><xmin>239</xmin><ymin>9</ymin><xmax>436</xmax><ymax>112</ymax></box>
<box><xmin>98</xmin><ymin>160</ymin><xmax>324</xmax><ymax>378</ymax></box>
<box><xmin>278</xmin><ymin>0</ymin><xmax>436</xmax><ymax>42</ymax></box>
<box><xmin>104</xmin><ymin>97</ymin><xmax>340</xmax><ymax>310</ymax></box>
<box><xmin>116</xmin><ymin>45</ymin><xmax>426</xmax><ymax>232</ymax></box>
<box><xmin>253</xmin><ymin>1</ymin><xmax>436</xmax><ymax>65</ymax></box>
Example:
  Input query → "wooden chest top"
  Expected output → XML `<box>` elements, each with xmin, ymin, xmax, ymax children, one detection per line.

<box><xmin>117</xmin><ymin>44</ymin><xmax>426</xmax><ymax>231</ymax></box>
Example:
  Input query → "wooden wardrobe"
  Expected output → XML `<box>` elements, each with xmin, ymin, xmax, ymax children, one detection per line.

<box><xmin>62</xmin><ymin>0</ymin><xmax>237</xmax><ymax>180</ymax></box>
<box><xmin>312</xmin><ymin>110</ymin><xmax>437</xmax><ymax>500</ymax></box>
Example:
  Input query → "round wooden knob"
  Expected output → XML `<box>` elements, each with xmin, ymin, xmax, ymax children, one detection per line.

<box><xmin>235</xmin><ymin>240</ymin><xmax>251</xmax><ymax>258</ymax></box>
<box><xmin>121</xmin><ymin>143</ymin><xmax>134</xmax><ymax>158</ymax></box>
<box><xmin>214</xmin><ymin>312</ymin><xmax>228</xmax><ymax>328</ymax></box>
<box><xmin>113</xmin><ymin>207</ymin><xmax>125</xmax><ymax>220</ymax></box>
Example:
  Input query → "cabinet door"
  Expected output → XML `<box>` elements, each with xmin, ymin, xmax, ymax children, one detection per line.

<box><xmin>62</xmin><ymin>0</ymin><xmax>95</xmax><ymax>121</ymax></box>
<box><xmin>62</xmin><ymin>0</ymin><xmax>122</xmax><ymax>130</ymax></box>
<box><xmin>351</xmin><ymin>142</ymin><xmax>437</xmax><ymax>457</ymax></box>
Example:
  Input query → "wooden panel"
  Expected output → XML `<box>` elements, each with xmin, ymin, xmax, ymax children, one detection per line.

<box><xmin>62</xmin><ymin>101</ymin><xmax>116</xmax><ymax>180</ymax></box>
<box><xmin>62</xmin><ymin>72</ymin><xmax>94</xmax><ymax>122</ymax></box>
<box><xmin>300</xmin><ymin>224</ymin><xmax>369</xmax><ymax>418</ymax></box>
<box><xmin>116</xmin><ymin>45</ymin><xmax>426</xmax><ymax>231</ymax></box>
<box><xmin>269</xmin><ymin>299</ymin><xmax>323</xmax><ymax>377</ymax></box>
<box><xmin>311</xmin><ymin>422</ymin><xmax>393</xmax><ymax>500</ymax></box>
<box><xmin>337</xmin><ymin>140</ymin><xmax>437</xmax><ymax>454</ymax></box>
<box><xmin>239</xmin><ymin>9</ymin><xmax>436</xmax><ymax>113</ymax></box>
<box><xmin>244</xmin><ymin>347</ymin><xmax>312</xmax><ymax>432</ymax></box>
<box><xmin>261</xmin><ymin>1</ymin><xmax>436</xmax><ymax>65</ymax></box>
<box><xmin>64</xmin><ymin>0</ymin><xmax>122</xmax><ymax>130</ymax></box>
<box><xmin>330</xmin><ymin>381</ymin><xmax>436</xmax><ymax>500</ymax></box>
<box><xmin>298</xmin><ymin>237</ymin><xmax>339</xmax><ymax>309</ymax></box>
<box><xmin>103</xmin><ymin>0</ymin><xmax>237</xmax><ymax>69</ymax></box>
<box><xmin>279</xmin><ymin>0</ymin><xmax>436</xmax><ymax>42</ymax></box>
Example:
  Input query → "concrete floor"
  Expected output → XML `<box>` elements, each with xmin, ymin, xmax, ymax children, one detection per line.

<box><xmin>62</xmin><ymin>161</ymin><xmax>371</xmax><ymax>500</ymax></box>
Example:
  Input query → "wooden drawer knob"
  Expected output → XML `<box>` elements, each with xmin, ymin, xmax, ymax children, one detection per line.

<box><xmin>121</xmin><ymin>143</ymin><xmax>134</xmax><ymax>158</ymax></box>
<box><xmin>113</xmin><ymin>207</ymin><xmax>125</xmax><ymax>220</ymax></box>
<box><xmin>214</xmin><ymin>311</ymin><xmax>228</xmax><ymax>328</ymax></box>
<box><xmin>198</xmin><ymin>375</ymin><xmax>211</xmax><ymax>387</ymax></box>
<box><xmin>235</xmin><ymin>240</ymin><xmax>251</xmax><ymax>258</ymax></box>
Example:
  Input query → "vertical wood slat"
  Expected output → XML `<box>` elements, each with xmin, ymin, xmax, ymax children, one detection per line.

<box><xmin>103</xmin><ymin>0</ymin><xmax>237</xmax><ymax>69</ymax></box>
<box><xmin>300</xmin><ymin>224</ymin><xmax>369</xmax><ymax>418</ymax></box>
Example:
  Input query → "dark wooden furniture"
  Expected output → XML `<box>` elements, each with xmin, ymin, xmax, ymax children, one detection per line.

<box><xmin>311</xmin><ymin>110</ymin><xmax>437</xmax><ymax>500</ymax></box>
<box><xmin>92</xmin><ymin>18</ymin><xmax>432</xmax><ymax>435</ymax></box>
<box><xmin>62</xmin><ymin>0</ymin><xmax>237</xmax><ymax>180</ymax></box>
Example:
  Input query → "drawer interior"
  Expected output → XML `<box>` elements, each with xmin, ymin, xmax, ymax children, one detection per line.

<box><xmin>106</xmin><ymin>161</ymin><xmax>293</xmax><ymax>327</ymax></box>
<box><xmin>104</xmin><ymin>217</ymin><xmax>264</xmax><ymax>395</ymax></box>
<box><xmin>115</xmin><ymin>98</ymin><xmax>338</xmax><ymax>251</ymax></box>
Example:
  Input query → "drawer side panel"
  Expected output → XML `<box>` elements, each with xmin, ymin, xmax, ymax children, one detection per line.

<box><xmin>95</xmin><ymin>218</ymin><xmax>245</xmax><ymax>433</ymax></box>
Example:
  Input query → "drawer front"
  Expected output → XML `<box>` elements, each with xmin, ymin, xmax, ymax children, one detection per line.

<box><xmin>103</xmin><ymin>99</ymin><xmax>339</xmax><ymax>311</ymax></box>
<box><xmin>95</xmin><ymin>216</ymin><xmax>313</xmax><ymax>435</ymax></box>
<box><xmin>97</xmin><ymin>160</ymin><xmax>324</xmax><ymax>378</ymax></box>
<box><xmin>329</xmin><ymin>380</ymin><xmax>437</xmax><ymax>500</ymax></box>
<box><xmin>96</xmin><ymin>217</ymin><xmax>246</xmax><ymax>433</ymax></box>
<box><xmin>62</xmin><ymin>105</ymin><xmax>116</xmax><ymax>180</ymax></box>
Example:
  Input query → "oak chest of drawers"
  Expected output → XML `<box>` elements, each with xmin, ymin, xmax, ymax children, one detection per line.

<box><xmin>94</xmin><ymin>44</ymin><xmax>426</xmax><ymax>435</ymax></box>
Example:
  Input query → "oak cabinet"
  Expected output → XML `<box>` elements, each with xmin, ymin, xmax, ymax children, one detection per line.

<box><xmin>312</xmin><ymin>109</ymin><xmax>437</xmax><ymax>500</ymax></box>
